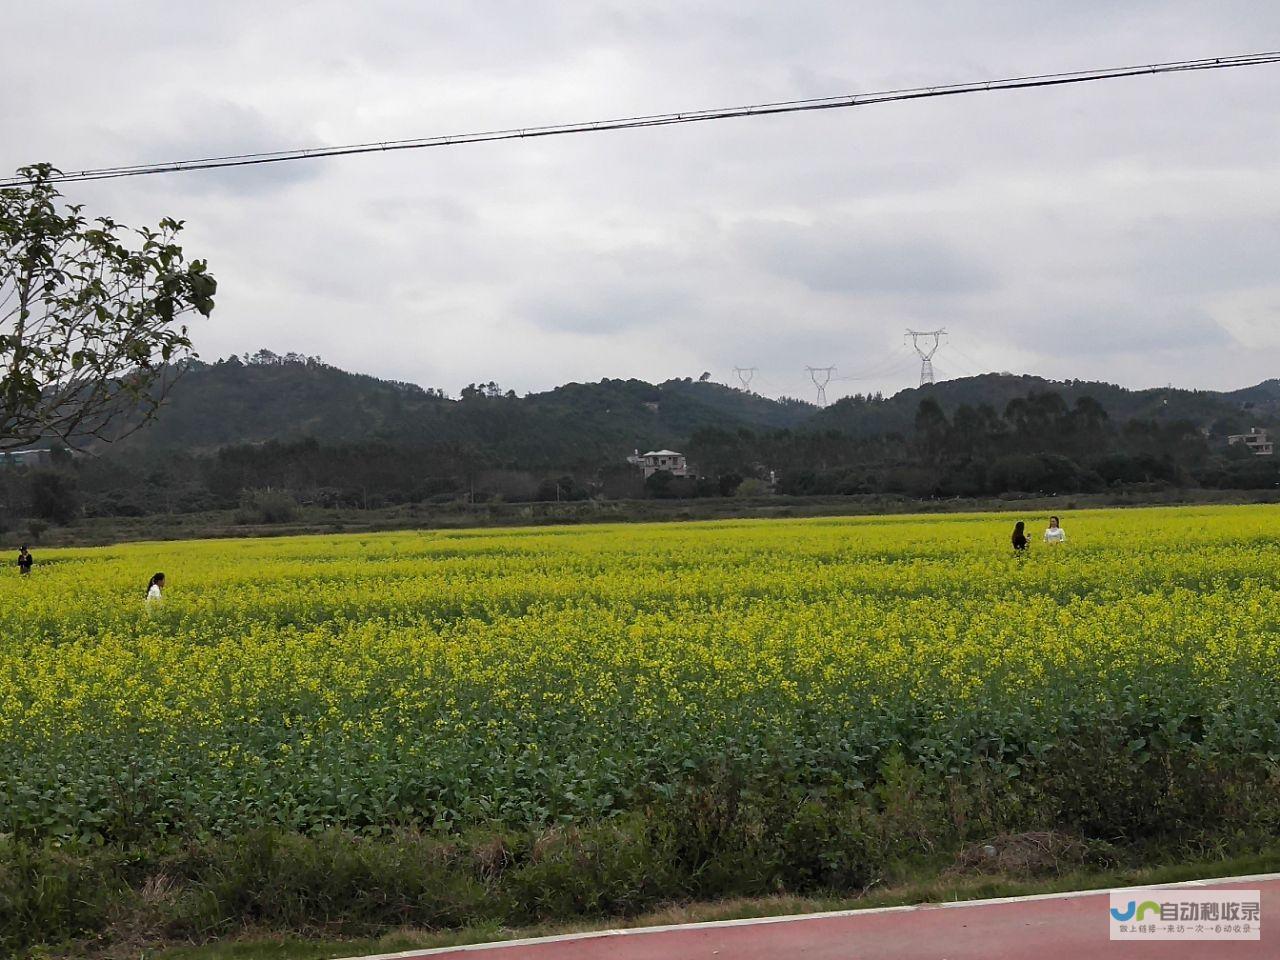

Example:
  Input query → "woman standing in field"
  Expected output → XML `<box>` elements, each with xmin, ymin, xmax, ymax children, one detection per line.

<box><xmin>145</xmin><ymin>572</ymin><xmax>165</xmax><ymax>604</ymax></box>
<box><xmin>1011</xmin><ymin>521</ymin><xmax>1029</xmax><ymax>554</ymax></box>
<box><xmin>1044</xmin><ymin>516</ymin><xmax>1066</xmax><ymax>545</ymax></box>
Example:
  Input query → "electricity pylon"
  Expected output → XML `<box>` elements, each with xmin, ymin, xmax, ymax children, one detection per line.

<box><xmin>805</xmin><ymin>365</ymin><xmax>836</xmax><ymax>407</ymax></box>
<box><xmin>905</xmin><ymin>329</ymin><xmax>946</xmax><ymax>386</ymax></box>
<box><xmin>733</xmin><ymin>366</ymin><xmax>758</xmax><ymax>391</ymax></box>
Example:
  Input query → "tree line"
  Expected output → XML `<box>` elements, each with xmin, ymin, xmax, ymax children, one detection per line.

<box><xmin>694</xmin><ymin>392</ymin><xmax>1275</xmax><ymax>498</ymax></box>
<box><xmin>1</xmin><ymin>388</ymin><xmax>1276</xmax><ymax>534</ymax></box>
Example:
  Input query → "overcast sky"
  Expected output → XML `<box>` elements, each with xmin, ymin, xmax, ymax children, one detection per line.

<box><xmin>4</xmin><ymin>2</ymin><xmax>1279</xmax><ymax>402</ymax></box>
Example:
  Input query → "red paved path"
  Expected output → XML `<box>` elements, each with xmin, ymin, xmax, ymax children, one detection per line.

<box><xmin>359</xmin><ymin>876</ymin><xmax>1277</xmax><ymax>960</ymax></box>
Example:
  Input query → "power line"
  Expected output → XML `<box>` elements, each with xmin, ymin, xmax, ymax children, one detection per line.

<box><xmin>947</xmin><ymin>343</ymin><xmax>1000</xmax><ymax>377</ymax></box>
<box><xmin>6</xmin><ymin>52</ymin><xmax>1279</xmax><ymax>187</ymax></box>
<box><xmin>832</xmin><ymin>344</ymin><xmax>919</xmax><ymax>383</ymax></box>
<box><xmin>935</xmin><ymin>356</ymin><xmax>976</xmax><ymax>379</ymax></box>
<box><xmin>753</xmin><ymin>373</ymin><xmax>818</xmax><ymax>400</ymax></box>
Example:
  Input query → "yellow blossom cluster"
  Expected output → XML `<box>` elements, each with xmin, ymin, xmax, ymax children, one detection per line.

<box><xmin>1</xmin><ymin>504</ymin><xmax>1276</xmax><ymax>840</ymax></box>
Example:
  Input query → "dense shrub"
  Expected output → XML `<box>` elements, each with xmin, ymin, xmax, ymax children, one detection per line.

<box><xmin>28</xmin><ymin>470</ymin><xmax>80</xmax><ymax>525</ymax></box>
<box><xmin>5</xmin><ymin>753</ymin><xmax>1279</xmax><ymax>956</ymax></box>
<box><xmin>235</xmin><ymin>489</ymin><xmax>301</xmax><ymax>524</ymax></box>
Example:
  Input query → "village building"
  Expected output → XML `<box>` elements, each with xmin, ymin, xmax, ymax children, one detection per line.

<box><xmin>1227</xmin><ymin>427</ymin><xmax>1274</xmax><ymax>456</ymax></box>
<box><xmin>0</xmin><ymin>448</ymin><xmax>53</xmax><ymax>467</ymax></box>
<box><xmin>627</xmin><ymin>449</ymin><xmax>690</xmax><ymax>478</ymax></box>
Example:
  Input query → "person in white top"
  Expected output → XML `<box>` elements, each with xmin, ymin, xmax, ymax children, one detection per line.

<box><xmin>145</xmin><ymin>572</ymin><xmax>166</xmax><ymax>603</ymax></box>
<box><xmin>1044</xmin><ymin>516</ymin><xmax>1066</xmax><ymax>545</ymax></box>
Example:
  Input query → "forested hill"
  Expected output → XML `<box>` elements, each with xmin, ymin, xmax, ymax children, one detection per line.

<box><xmin>814</xmin><ymin>373</ymin><xmax>1280</xmax><ymax>438</ymax></box>
<box><xmin>119</xmin><ymin>352</ymin><xmax>1279</xmax><ymax>465</ymax></box>
<box><xmin>120</xmin><ymin>353</ymin><xmax>817</xmax><ymax>467</ymax></box>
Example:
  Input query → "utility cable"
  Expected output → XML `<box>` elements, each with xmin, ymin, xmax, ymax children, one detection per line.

<box><xmin>3</xmin><ymin>52</ymin><xmax>1278</xmax><ymax>187</ymax></box>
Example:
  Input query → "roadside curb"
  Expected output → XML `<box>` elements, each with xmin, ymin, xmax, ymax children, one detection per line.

<box><xmin>335</xmin><ymin>871</ymin><xmax>1280</xmax><ymax>959</ymax></box>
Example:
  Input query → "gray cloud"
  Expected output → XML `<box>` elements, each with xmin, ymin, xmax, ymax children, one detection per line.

<box><xmin>736</xmin><ymin>220</ymin><xmax>996</xmax><ymax>295</ymax></box>
<box><xmin>131</xmin><ymin>99</ymin><xmax>328</xmax><ymax>195</ymax></box>
<box><xmin>517</xmin><ymin>280</ymin><xmax>697</xmax><ymax>336</ymax></box>
<box><xmin>1031</xmin><ymin>306</ymin><xmax>1235</xmax><ymax>357</ymax></box>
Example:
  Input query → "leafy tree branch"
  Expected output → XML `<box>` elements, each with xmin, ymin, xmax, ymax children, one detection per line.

<box><xmin>0</xmin><ymin>162</ymin><xmax>216</xmax><ymax>449</ymax></box>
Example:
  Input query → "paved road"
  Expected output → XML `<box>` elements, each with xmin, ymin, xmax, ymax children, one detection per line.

<box><xmin>353</xmin><ymin>875</ymin><xmax>1277</xmax><ymax>960</ymax></box>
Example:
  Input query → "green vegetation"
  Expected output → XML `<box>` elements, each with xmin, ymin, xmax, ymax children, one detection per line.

<box><xmin>8</xmin><ymin>485</ymin><xmax>1278</xmax><ymax>550</ymax></box>
<box><xmin>141</xmin><ymin>844</ymin><xmax>1280</xmax><ymax>960</ymax></box>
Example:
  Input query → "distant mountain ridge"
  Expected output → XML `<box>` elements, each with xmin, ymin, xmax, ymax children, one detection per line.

<box><xmin>120</xmin><ymin>352</ymin><xmax>1279</xmax><ymax>465</ymax></box>
<box><xmin>121</xmin><ymin>354</ymin><xmax>817</xmax><ymax>467</ymax></box>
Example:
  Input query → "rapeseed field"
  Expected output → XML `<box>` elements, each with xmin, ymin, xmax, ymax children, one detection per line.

<box><xmin>3</xmin><ymin>505</ymin><xmax>1278</xmax><ymax>844</ymax></box>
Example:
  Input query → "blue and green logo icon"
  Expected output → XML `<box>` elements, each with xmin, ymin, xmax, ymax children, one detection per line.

<box><xmin>1110</xmin><ymin>900</ymin><xmax>1160</xmax><ymax>922</ymax></box>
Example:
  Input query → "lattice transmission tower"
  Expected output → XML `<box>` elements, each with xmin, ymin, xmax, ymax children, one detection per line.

<box><xmin>733</xmin><ymin>366</ymin><xmax>758</xmax><ymax>391</ymax></box>
<box><xmin>805</xmin><ymin>365</ymin><xmax>836</xmax><ymax>407</ymax></box>
<box><xmin>905</xmin><ymin>329</ymin><xmax>946</xmax><ymax>386</ymax></box>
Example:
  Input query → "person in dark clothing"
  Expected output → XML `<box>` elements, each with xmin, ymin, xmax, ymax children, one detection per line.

<box><xmin>1011</xmin><ymin>521</ymin><xmax>1029</xmax><ymax>553</ymax></box>
<box><xmin>17</xmin><ymin>545</ymin><xmax>33</xmax><ymax>575</ymax></box>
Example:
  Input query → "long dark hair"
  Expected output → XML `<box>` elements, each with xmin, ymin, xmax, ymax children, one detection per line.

<box><xmin>1013</xmin><ymin>521</ymin><xmax>1025</xmax><ymax>536</ymax></box>
<box><xmin>147</xmin><ymin>572</ymin><xmax>165</xmax><ymax>596</ymax></box>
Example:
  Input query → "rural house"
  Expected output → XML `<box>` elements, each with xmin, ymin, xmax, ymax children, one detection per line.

<box><xmin>0</xmin><ymin>448</ymin><xmax>53</xmax><ymax>467</ymax></box>
<box><xmin>627</xmin><ymin>449</ymin><xmax>690</xmax><ymax>478</ymax></box>
<box><xmin>1227</xmin><ymin>427</ymin><xmax>1274</xmax><ymax>456</ymax></box>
